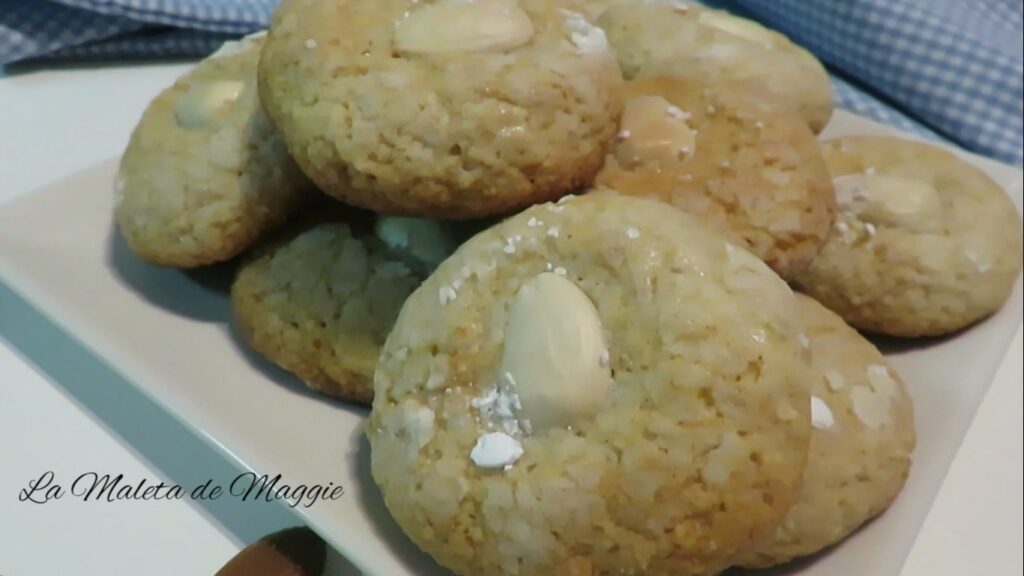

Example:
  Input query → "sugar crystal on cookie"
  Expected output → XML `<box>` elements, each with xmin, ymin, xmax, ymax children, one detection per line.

<box><xmin>810</xmin><ymin>396</ymin><xmax>835</xmax><ymax>429</ymax></box>
<box><xmin>439</xmin><ymin>285</ymin><xmax>457</xmax><ymax>306</ymax></box>
<box><xmin>851</xmin><ymin>365</ymin><xmax>899</xmax><ymax>429</ymax></box>
<box><xmin>470</xmin><ymin>432</ymin><xmax>524</xmax><ymax>469</ymax></box>
<box><xmin>561</xmin><ymin>10</ymin><xmax>609</xmax><ymax>54</ymax></box>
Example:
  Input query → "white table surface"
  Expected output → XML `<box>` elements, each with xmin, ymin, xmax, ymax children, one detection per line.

<box><xmin>0</xmin><ymin>62</ymin><xmax>1020</xmax><ymax>576</ymax></box>
<box><xmin>0</xmin><ymin>62</ymin><xmax>299</xmax><ymax>576</ymax></box>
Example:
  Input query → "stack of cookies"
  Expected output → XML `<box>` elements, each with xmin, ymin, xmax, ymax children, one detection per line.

<box><xmin>115</xmin><ymin>0</ymin><xmax>1023</xmax><ymax>574</ymax></box>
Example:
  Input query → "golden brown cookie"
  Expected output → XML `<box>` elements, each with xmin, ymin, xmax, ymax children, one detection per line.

<box><xmin>116</xmin><ymin>33</ymin><xmax>313</xmax><ymax>268</ymax></box>
<box><xmin>597</xmin><ymin>76</ymin><xmax>835</xmax><ymax>279</ymax></box>
<box><xmin>368</xmin><ymin>192</ymin><xmax>813</xmax><ymax>576</ymax></box>
<box><xmin>232</xmin><ymin>211</ymin><xmax>458</xmax><ymax>404</ymax></box>
<box><xmin>258</xmin><ymin>0</ymin><xmax>624</xmax><ymax>218</ymax></box>
<box><xmin>738</xmin><ymin>294</ymin><xmax>916</xmax><ymax>567</ymax></box>
<box><xmin>796</xmin><ymin>136</ymin><xmax>1023</xmax><ymax>337</ymax></box>
<box><xmin>598</xmin><ymin>2</ymin><xmax>833</xmax><ymax>132</ymax></box>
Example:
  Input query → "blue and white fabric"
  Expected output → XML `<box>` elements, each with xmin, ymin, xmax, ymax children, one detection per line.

<box><xmin>1</xmin><ymin>0</ymin><xmax>1020</xmax><ymax>165</ymax></box>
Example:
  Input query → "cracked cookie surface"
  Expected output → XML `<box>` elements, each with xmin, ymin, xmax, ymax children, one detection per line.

<box><xmin>796</xmin><ymin>136</ymin><xmax>1023</xmax><ymax>337</ymax></box>
<box><xmin>232</xmin><ymin>211</ymin><xmax>460</xmax><ymax>404</ymax></box>
<box><xmin>259</xmin><ymin>0</ymin><xmax>624</xmax><ymax>218</ymax></box>
<box><xmin>598</xmin><ymin>2</ymin><xmax>832</xmax><ymax>133</ymax></box>
<box><xmin>117</xmin><ymin>33</ymin><xmax>313</xmax><ymax>268</ymax></box>
<box><xmin>597</xmin><ymin>76</ymin><xmax>835</xmax><ymax>280</ymax></box>
<box><xmin>738</xmin><ymin>294</ymin><xmax>915</xmax><ymax>568</ymax></box>
<box><xmin>368</xmin><ymin>192</ymin><xmax>813</xmax><ymax>576</ymax></box>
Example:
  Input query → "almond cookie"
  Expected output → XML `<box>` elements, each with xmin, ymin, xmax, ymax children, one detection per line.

<box><xmin>796</xmin><ymin>136</ymin><xmax>1024</xmax><ymax>337</ymax></box>
<box><xmin>367</xmin><ymin>192</ymin><xmax>813</xmax><ymax>576</ymax></box>
<box><xmin>116</xmin><ymin>33</ymin><xmax>314</xmax><ymax>268</ymax></box>
<box><xmin>598</xmin><ymin>2</ymin><xmax>832</xmax><ymax>133</ymax></box>
<box><xmin>738</xmin><ymin>294</ymin><xmax>915</xmax><ymax>568</ymax></box>
<box><xmin>232</xmin><ymin>212</ymin><xmax>459</xmax><ymax>404</ymax></box>
<box><xmin>258</xmin><ymin>0</ymin><xmax>624</xmax><ymax>219</ymax></box>
<box><xmin>597</xmin><ymin>76</ymin><xmax>835</xmax><ymax>280</ymax></box>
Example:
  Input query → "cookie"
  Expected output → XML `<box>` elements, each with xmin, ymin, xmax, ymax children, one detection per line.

<box><xmin>258</xmin><ymin>0</ymin><xmax>624</xmax><ymax>219</ymax></box>
<box><xmin>367</xmin><ymin>192</ymin><xmax>813</xmax><ymax>576</ymax></box>
<box><xmin>596</xmin><ymin>76</ymin><xmax>835</xmax><ymax>280</ymax></box>
<box><xmin>738</xmin><ymin>294</ymin><xmax>915</xmax><ymax>567</ymax></box>
<box><xmin>116</xmin><ymin>33</ymin><xmax>313</xmax><ymax>268</ymax></box>
<box><xmin>232</xmin><ymin>212</ymin><xmax>458</xmax><ymax>404</ymax></box>
<box><xmin>598</xmin><ymin>2</ymin><xmax>833</xmax><ymax>133</ymax></box>
<box><xmin>796</xmin><ymin>136</ymin><xmax>1024</xmax><ymax>337</ymax></box>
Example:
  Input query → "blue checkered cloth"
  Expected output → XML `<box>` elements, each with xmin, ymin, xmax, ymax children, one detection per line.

<box><xmin>2</xmin><ymin>0</ymin><xmax>1021</xmax><ymax>165</ymax></box>
<box><xmin>730</xmin><ymin>0</ymin><xmax>1023</xmax><ymax>167</ymax></box>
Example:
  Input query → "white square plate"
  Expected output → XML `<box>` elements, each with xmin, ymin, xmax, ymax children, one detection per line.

<box><xmin>0</xmin><ymin>111</ymin><xmax>1021</xmax><ymax>576</ymax></box>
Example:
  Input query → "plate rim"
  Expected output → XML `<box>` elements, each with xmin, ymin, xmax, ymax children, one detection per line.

<box><xmin>1</xmin><ymin>109</ymin><xmax>1022</xmax><ymax>576</ymax></box>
